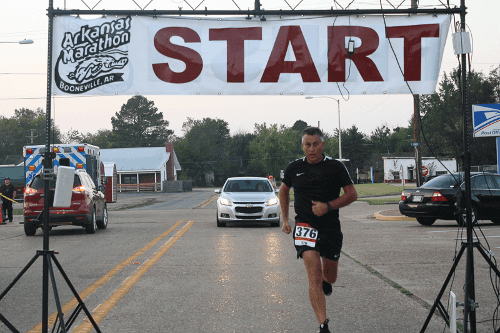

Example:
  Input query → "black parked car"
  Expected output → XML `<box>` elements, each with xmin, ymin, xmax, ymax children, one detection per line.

<box><xmin>399</xmin><ymin>172</ymin><xmax>500</xmax><ymax>226</ymax></box>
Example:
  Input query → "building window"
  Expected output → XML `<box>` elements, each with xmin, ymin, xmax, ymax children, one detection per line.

<box><xmin>122</xmin><ymin>175</ymin><xmax>137</xmax><ymax>184</ymax></box>
<box><xmin>139</xmin><ymin>173</ymin><xmax>156</xmax><ymax>183</ymax></box>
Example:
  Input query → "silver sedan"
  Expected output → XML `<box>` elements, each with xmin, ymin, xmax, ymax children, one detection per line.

<box><xmin>215</xmin><ymin>177</ymin><xmax>281</xmax><ymax>227</ymax></box>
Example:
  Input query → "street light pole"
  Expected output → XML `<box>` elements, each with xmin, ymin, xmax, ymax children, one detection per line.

<box><xmin>411</xmin><ymin>0</ymin><xmax>423</xmax><ymax>187</ymax></box>
<box><xmin>305</xmin><ymin>96</ymin><xmax>342</xmax><ymax>161</ymax></box>
<box><xmin>336</xmin><ymin>98</ymin><xmax>342</xmax><ymax>161</ymax></box>
<box><xmin>0</xmin><ymin>39</ymin><xmax>34</xmax><ymax>44</ymax></box>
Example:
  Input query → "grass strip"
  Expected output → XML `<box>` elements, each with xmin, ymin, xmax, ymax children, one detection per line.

<box><xmin>357</xmin><ymin>198</ymin><xmax>401</xmax><ymax>205</ymax></box>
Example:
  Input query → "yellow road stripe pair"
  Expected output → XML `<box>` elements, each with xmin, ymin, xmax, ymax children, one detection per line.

<box><xmin>29</xmin><ymin>220</ymin><xmax>194</xmax><ymax>332</ymax></box>
<box><xmin>197</xmin><ymin>194</ymin><xmax>218</xmax><ymax>208</ymax></box>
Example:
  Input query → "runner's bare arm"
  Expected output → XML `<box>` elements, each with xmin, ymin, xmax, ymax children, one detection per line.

<box><xmin>279</xmin><ymin>182</ymin><xmax>292</xmax><ymax>234</ymax></box>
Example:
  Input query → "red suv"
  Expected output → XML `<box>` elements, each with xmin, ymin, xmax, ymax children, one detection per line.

<box><xmin>23</xmin><ymin>169</ymin><xmax>108</xmax><ymax>236</ymax></box>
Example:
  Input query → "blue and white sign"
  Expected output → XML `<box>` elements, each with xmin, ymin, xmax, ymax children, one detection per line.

<box><xmin>497</xmin><ymin>137</ymin><xmax>500</xmax><ymax>174</ymax></box>
<box><xmin>473</xmin><ymin>104</ymin><xmax>500</xmax><ymax>137</ymax></box>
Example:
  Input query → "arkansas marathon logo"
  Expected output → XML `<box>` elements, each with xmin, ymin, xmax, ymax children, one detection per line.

<box><xmin>55</xmin><ymin>16</ymin><xmax>131</xmax><ymax>94</ymax></box>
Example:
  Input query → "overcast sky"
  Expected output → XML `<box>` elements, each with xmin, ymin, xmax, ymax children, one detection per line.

<box><xmin>1</xmin><ymin>0</ymin><xmax>498</xmax><ymax>140</ymax></box>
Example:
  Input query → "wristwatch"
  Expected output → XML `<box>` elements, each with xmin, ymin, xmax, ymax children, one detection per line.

<box><xmin>327</xmin><ymin>203</ymin><xmax>334</xmax><ymax>212</ymax></box>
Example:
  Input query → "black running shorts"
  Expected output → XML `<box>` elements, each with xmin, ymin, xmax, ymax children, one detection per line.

<box><xmin>293</xmin><ymin>222</ymin><xmax>343</xmax><ymax>261</ymax></box>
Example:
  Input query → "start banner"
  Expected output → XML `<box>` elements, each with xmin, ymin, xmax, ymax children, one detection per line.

<box><xmin>52</xmin><ymin>14</ymin><xmax>450</xmax><ymax>96</ymax></box>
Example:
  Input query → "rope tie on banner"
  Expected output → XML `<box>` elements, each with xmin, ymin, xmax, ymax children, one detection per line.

<box><xmin>0</xmin><ymin>193</ymin><xmax>21</xmax><ymax>205</ymax></box>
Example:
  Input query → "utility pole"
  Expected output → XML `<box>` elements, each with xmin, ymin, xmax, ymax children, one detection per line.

<box><xmin>26</xmin><ymin>129</ymin><xmax>38</xmax><ymax>144</ymax></box>
<box><xmin>412</xmin><ymin>0</ymin><xmax>423</xmax><ymax>187</ymax></box>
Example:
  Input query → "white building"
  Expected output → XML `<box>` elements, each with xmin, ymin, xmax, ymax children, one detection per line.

<box><xmin>100</xmin><ymin>143</ymin><xmax>181</xmax><ymax>192</ymax></box>
<box><xmin>383</xmin><ymin>157</ymin><xmax>457</xmax><ymax>183</ymax></box>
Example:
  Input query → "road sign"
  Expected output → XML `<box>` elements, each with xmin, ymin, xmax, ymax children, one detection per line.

<box><xmin>411</xmin><ymin>142</ymin><xmax>420</xmax><ymax>146</ymax></box>
<box><xmin>473</xmin><ymin>104</ymin><xmax>500</xmax><ymax>137</ymax></box>
<box><xmin>422</xmin><ymin>166</ymin><xmax>429</xmax><ymax>177</ymax></box>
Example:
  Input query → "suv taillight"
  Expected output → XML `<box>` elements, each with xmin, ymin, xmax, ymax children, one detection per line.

<box><xmin>72</xmin><ymin>185</ymin><xmax>86</xmax><ymax>193</ymax></box>
<box><xmin>431</xmin><ymin>191</ymin><xmax>447</xmax><ymax>202</ymax></box>
<box><xmin>25</xmin><ymin>188</ymin><xmax>37</xmax><ymax>196</ymax></box>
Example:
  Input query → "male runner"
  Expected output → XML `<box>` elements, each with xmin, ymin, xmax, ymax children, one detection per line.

<box><xmin>279</xmin><ymin>127</ymin><xmax>357</xmax><ymax>333</ymax></box>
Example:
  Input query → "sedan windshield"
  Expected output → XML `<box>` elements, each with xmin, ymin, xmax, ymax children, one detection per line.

<box><xmin>224</xmin><ymin>180</ymin><xmax>272</xmax><ymax>192</ymax></box>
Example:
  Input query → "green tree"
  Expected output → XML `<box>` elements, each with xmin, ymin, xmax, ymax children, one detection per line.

<box><xmin>488</xmin><ymin>65</ymin><xmax>500</xmax><ymax>102</ymax></box>
<box><xmin>246</xmin><ymin>123</ymin><xmax>302</xmax><ymax>179</ymax></box>
<box><xmin>61</xmin><ymin>128</ymin><xmax>114</xmax><ymax>148</ymax></box>
<box><xmin>81</xmin><ymin>129</ymin><xmax>114</xmax><ymax>148</ymax></box>
<box><xmin>291</xmin><ymin>120</ymin><xmax>309</xmax><ymax>132</ymax></box>
<box><xmin>420</xmin><ymin>69</ymin><xmax>497</xmax><ymax>165</ymax></box>
<box><xmin>391</xmin><ymin>126</ymin><xmax>414</xmax><ymax>154</ymax></box>
<box><xmin>368</xmin><ymin>124</ymin><xmax>414</xmax><ymax>155</ymax></box>
<box><xmin>60</xmin><ymin>128</ymin><xmax>83</xmax><ymax>144</ymax></box>
<box><xmin>324</xmin><ymin>131</ymin><xmax>340</xmax><ymax>159</ymax></box>
<box><xmin>111</xmin><ymin>95</ymin><xmax>173</xmax><ymax>148</ymax></box>
<box><xmin>0</xmin><ymin>107</ymin><xmax>61</xmax><ymax>163</ymax></box>
<box><xmin>225</xmin><ymin>131</ymin><xmax>256</xmax><ymax>176</ymax></box>
<box><xmin>175</xmin><ymin>117</ymin><xmax>231</xmax><ymax>186</ymax></box>
<box><xmin>341</xmin><ymin>125</ymin><xmax>371</xmax><ymax>176</ymax></box>
<box><xmin>370</xmin><ymin>125</ymin><xmax>392</xmax><ymax>153</ymax></box>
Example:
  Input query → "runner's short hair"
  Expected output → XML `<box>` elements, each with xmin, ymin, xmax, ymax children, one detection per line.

<box><xmin>302</xmin><ymin>127</ymin><xmax>324</xmax><ymax>142</ymax></box>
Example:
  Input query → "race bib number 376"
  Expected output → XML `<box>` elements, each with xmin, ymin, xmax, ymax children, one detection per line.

<box><xmin>294</xmin><ymin>223</ymin><xmax>318</xmax><ymax>248</ymax></box>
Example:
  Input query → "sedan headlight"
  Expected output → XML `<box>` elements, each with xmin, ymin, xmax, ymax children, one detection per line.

<box><xmin>265</xmin><ymin>197</ymin><xmax>279</xmax><ymax>206</ymax></box>
<box><xmin>220</xmin><ymin>198</ymin><xmax>232</xmax><ymax>206</ymax></box>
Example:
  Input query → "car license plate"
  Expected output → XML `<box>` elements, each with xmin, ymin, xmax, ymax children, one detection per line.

<box><xmin>412</xmin><ymin>195</ymin><xmax>424</xmax><ymax>202</ymax></box>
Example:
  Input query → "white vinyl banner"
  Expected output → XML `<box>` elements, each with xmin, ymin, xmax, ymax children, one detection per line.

<box><xmin>52</xmin><ymin>14</ymin><xmax>450</xmax><ymax>96</ymax></box>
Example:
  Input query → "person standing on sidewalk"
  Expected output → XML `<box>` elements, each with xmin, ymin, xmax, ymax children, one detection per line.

<box><xmin>1</xmin><ymin>177</ymin><xmax>17</xmax><ymax>223</ymax></box>
<box><xmin>279</xmin><ymin>127</ymin><xmax>357</xmax><ymax>333</ymax></box>
<box><xmin>268</xmin><ymin>175</ymin><xmax>278</xmax><ymax>190</ymax></box>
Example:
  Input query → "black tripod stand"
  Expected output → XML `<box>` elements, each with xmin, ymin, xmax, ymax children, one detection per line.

<box><xmin>0</xmin><ymin>2</ymin><xmax>101</xmax><ymax>332</ymax></box>
<box><xmin>0</xmin><ymin>208</ymin><xmax>101</xmax><ymax>333</ymax></box>
<box><xmin>0</xmin><ymin>248</ymin><xmax>101</xmax><ymax>333</ymax></box>
<box><xmin>421</xmin><ymin>2</ymin><xmax>500</xmax><ymax>332</ymax></box>
<box><xmin>420</xmin><ymin>237</ymin><xmax>500</xmax><ymax>332</ymax></box>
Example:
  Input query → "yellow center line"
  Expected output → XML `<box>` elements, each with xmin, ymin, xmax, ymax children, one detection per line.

<box><xmin>29</xmin><ymin>220</ymin><xmax>185</xmax><ymax>333</ymax></box>
<box><xmin>199</xmin><ymin>194</ymin><xmax>218</xmax><ymax>208</ymax></box>
<box><xmin>73</xmin><ymin>220</ymin><xmax>194</xmax><ymax>332</ymax></box>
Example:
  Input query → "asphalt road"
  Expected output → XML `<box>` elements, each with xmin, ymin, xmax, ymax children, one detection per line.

<box><xmin>1</xmin><ymin>189</ymin><xmax>500</xmax><ymax>332</ymax></box>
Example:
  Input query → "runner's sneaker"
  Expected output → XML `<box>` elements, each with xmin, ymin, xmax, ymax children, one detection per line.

<box><xmin>323</xmin><ymin>280</ymin><xmax>332</xmax><ymax>296</ymax></box>
<box><xmin>319</xmin><ymin>319</ymin><xmax>331</xmax><ymax>333</ymax></box>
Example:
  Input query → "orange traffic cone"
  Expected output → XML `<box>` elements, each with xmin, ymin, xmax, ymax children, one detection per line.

<box><xmin>0</xmin><ymin>196</ymin><xmax>5</xmax><ymax>225</ymax></box>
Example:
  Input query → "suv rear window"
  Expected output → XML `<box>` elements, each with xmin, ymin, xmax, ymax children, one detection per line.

<box><xmin>30</xmin><ymin>175</ymin><xmax>81</xmax><ymax>189</ymax></box>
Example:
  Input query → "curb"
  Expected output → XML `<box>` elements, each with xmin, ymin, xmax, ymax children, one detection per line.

<box><xmin>374</xmin><ymin>210</ymin><xmax>416</xmax><ymax>221</ymax></box>
<box><xmin>359</xmin><ymin>193</ymin><xmax>401</xmax><ymax>198</ymax></box>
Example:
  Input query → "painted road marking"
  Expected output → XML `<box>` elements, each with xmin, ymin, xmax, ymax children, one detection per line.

<box><xmin>196</xmin><ymin>194</ymin><xmax>218</xmax><ymax>208</ymax></box>
<box><xmin>29</xmin><ymin>220</ymin><xmax>186</xmax><ymax>333</ymax></box>
<box><xmin>72</xmin><ymin>220</ymin><xmax>194</xmax><ymax>332</ymax></box>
